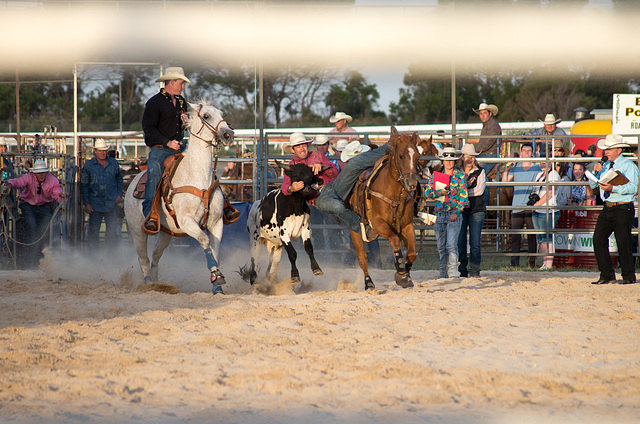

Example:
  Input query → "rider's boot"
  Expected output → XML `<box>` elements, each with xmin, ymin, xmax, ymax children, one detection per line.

<box><xmin>142</xmin><ymin>188</ymin><xmax>162</xmax><ymax>235</ymax></box>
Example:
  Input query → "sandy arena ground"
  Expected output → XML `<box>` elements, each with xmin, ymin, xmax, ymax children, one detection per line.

<box><xmin>0</xmin><ymin>247</ymin><xmax>639</xmax><ymax>424</ymax></box>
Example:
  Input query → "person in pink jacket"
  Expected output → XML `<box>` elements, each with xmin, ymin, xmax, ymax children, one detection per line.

<box><xmin>4</xmin><ymin>159</ymin><xmax>62</xmax><ymax>268</ymax></box>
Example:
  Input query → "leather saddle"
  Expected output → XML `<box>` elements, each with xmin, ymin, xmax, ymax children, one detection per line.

<box><xmin>133</xmin><ymin>155</ymin><xmax>182</xmax><ymax>200</ymax></box>
<box><xmin>349</xmin><ymin>155</ymin><xmax>389</xmax><ymax>225</ymax></box>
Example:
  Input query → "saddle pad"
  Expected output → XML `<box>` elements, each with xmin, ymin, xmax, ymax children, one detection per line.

<box><xmin>133</xmin><ymin>171</ymin><xmax>147</xmax><ymax>199</ymax></box>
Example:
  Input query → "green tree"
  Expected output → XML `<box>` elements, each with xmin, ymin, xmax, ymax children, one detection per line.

<box><xmin>325</xmin><ymin>70</ymin><xmax>386</xmax><ymax>125</ymax></box>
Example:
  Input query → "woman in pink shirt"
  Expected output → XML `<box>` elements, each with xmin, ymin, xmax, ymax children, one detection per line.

<box><xmin>5</xmin><ymin>159</ymin><xmax>62</xmax><ymax>268</ymax></box>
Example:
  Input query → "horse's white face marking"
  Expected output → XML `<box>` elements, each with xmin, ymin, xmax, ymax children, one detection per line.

<box><xmin>408</xmin><ymin>146</ymin><xmax>416</xmax><ymax>171</ymax></box>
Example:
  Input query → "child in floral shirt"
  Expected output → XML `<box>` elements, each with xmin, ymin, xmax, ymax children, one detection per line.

<box><xmin>424</xmin><ymin>147</ymin><xmax>468</xmax><ymax>278</ymax></box>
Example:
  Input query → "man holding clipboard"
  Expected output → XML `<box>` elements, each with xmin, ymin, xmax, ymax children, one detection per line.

<box><xmin>588</xmin><ymin>134</ymin><xmax>638</xmax><ymax>285</ymax></box>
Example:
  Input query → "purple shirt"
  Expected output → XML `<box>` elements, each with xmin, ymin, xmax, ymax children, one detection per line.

<box><xmin>8</xmin><ymin>172</ymin><xmax>62</xmax><ymax>206</ymax></box>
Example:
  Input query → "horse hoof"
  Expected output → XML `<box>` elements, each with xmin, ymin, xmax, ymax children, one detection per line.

<box><xmin>144</xmin><ymin>276</ymin><xmax>151</xmax><ymax>285</ymax></box>
<box><xmin>212</xmin><ymin>285</ymin><xmax>224</xmax><ymax>295</ymax></box>
<box><xmin>291</xmin><ymin>276</ymin><xmax>301</xmax><ymax>284</ymax></box>
<box><xmin>364</xmin><ymin>276</ymin><xmax>375</xmax><ymax>290</ymax></box>
<box><xmin>211</xmin><ymin>269</ymin><xmax>227</xmax><ymax>285</ymax></box>
<box><xmin>312</xmin><ymin>268</ymin><xmax>324</xmax><ymax>276</ymax></box>
<box><xmin>395</xmin><ymin>273</ymin><xmax>414</xmax><ymax>288</ymax></box>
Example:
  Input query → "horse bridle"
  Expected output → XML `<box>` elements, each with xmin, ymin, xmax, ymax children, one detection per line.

<box><xmin>189</xmin><ymin>104</ymin><xmax>229</xmax><ymax>149</ymax></box>
<box><xmin>390</xmin><ymin>146</ymin><xmax>417</xmax><ymax>194</ymax></box>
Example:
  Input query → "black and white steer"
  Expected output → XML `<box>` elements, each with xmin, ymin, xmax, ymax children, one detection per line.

<box><xmin>244</xmin><ymin>162</ymin><xmax>327</xmax><ymax>286</ymax></box>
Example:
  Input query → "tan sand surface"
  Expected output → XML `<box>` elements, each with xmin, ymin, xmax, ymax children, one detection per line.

<box><xmin>0</xmin><ymin>249</ymin><xmax>639</xmax><ymax>424</ymax></box>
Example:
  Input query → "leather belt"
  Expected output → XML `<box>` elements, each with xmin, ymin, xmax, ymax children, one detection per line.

<box><xmin>604</xmin><ymin>201</ymin><xmax>631</xmax><ymax>207</ymax></box>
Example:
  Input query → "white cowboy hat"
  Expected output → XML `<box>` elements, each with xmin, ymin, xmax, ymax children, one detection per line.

<box><xmin>31</xmin><ymin>159</ymin><xmax>50</xmax><ymax>173</ymax></box>
<box><xmin>156</xmin><ymin>66</ymin><xmax>192</xmax><ymax>84</ymax></box>
<box><xmin>93</xmin><ymin>139</ymin><xmax>109</xmax><ymax>151</ymax></box>
<box><xmin>333</xmin><ymin>139</ymin><xmax>349</xmax><ymax>152</ymax></box>
<box><xmin>438</xmin><ymin>146</ymin><xmax>461</xmax><ymax>160</ymax></box>
<box><xmin>597</xmin><ymin>134</ymin><xmax>630</xmax><ymax>150</ymax></box>
<box><xmin>314</xmin><ymin>134</ymin><xmax>329</xmax><ymax>145</ymax></box>
<box><xmin>329</xmin><ymin>112</ymin><xmax>353</xmax><ymax>123</ymax></box>
<box><xmin>540</xmin><ymin>113</ymin><xmax>562</xmax><ymax>125</ymax></box>
<box><xmin>340</xmin><ymin>140</ymin><xmax>371</xmax><ymax>163</ymax></box>
<box><xmin>473</xmin><ymin>103</ymin><xmax>499</xmax><ymax>116</ymax></box>
<box><xmin>0</xmin><ymin>137</ymin><xmax>6</xmax><ymax>146</ymax></box>
<box><xmin>284</xmin><ymin>132</ymin><xmax>312</xmax><ymax>153</ymax></box>
<box><xmin>460</xmin><ymin>144</ymin><xmax>479</xmax><ymax>156</ymax></box>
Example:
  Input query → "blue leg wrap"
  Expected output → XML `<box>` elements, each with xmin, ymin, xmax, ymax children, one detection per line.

<box><xmin>204</xmin><ymin>248</ymin><xmax>218</xmax><ymax>270</ymax></box>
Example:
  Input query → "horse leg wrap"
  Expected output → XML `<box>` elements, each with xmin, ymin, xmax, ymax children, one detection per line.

<box><xmin>393</xmin><ymin>250</ymin><xmax>407</xmax><ymax>273</ymax></box>
<box><xmin>364</xmin><ymin>276</ymin><xmax>375</xmax><ymax>291</ymax></box>
<box><xmin>204</xmin><ymin>248</ymin><xmax>218</xmax><ymax>270</ymax></box>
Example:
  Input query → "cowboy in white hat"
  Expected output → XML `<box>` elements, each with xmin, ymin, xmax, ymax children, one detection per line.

<box><xmin>588</xmin><ymin>134</ymin><xmax>638</xmax><ymax>286</ymax></box>
<box><xmin>281</xmin><ymin>132</ymin><xmax>338</xmax><ymax>199</ymax></box>
<box><xmin>313</xmin><ymin>134</ymin><xmax>330</xmax><ymax>157</ymax></box>
<box><xmin>141</xmin><ymin>66</ymin><xmax>192</xmax><ymax>233</ymax></box>
<box><xmin>4</xmin><ymin>159</ymin><xmax>63</xmax><ymax>268</ymax></box>
<box><xmin>81</xmin><ymin>139</ymin><xmax>124</xmax><ymax>249</ymax></box>
<box><xmin>523</xmin><ymin>113</ymin><xmax>567</xmax><ymax>157</ymax></box>
<box><xmin>328</xmin><ymin>111</ymin><xmax>358</xmax><ymax>150</ymax></box>
<box><xmin>316</xmin><ymin>132</ymin><xmax>394</xmax><ymax>243</ymax></box>
<box><xmin>340</xmin><ymin>140</ymin><xmax>371</xmax><ymax>163</ymax></box>
<box><xmin>458</xmin><ymin>143</ymin><xmax>486</xmax><ymax>278</ymax></box>
<box><xmin>473</xmin><ymin>103</ymin><xmax>502</xmax><ymax>179</ymax></box>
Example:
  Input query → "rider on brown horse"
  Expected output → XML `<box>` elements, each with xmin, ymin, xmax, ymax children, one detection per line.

<box><xmin>316</xmin><ymin>140</ymin><xmax>391</xmax><ymax>242</ymax></box>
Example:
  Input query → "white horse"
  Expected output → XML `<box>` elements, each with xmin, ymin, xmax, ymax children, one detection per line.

<box><xmin>124</xmin><ymin>101</ymin><xmax>234</xmax><ymax>292</ymax></box>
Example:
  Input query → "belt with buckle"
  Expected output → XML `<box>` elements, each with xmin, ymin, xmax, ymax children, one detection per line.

<box><xmin>605</xmin><ymin>201</ymin><xmax>631</xmax><ymax>207</ymax></box>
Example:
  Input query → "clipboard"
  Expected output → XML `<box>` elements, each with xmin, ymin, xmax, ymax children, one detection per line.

<box><xmin>432</xmin><ymin>171</ymin><xmax>450</xmax><ymax>203</ymax></box>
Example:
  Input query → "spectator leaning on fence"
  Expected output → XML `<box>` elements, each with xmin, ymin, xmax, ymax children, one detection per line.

<box><xmin>328</xmin><ymin>112</ymin><xmax>358</xmax><ymax>151</ymax></box>
<box><xmin>588</xmin><ymin>134</ymin><xmax>638</xmax><ymax>286</ymax></box>
<box><xmin>473</xmin><ymin>103</ymin><xmax>501</xmax><ymax>180</ymax></box>
<box><xmin>523</xmin><ymin>113</ymin><xmax>567</xmax><ymax>158</ymax></box>
<box><xmin>502</xmin><ymin>142</ymin><xmax>541</xmax><ymax>269</ymax></box>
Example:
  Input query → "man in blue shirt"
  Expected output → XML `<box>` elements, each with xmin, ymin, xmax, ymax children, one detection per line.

<box><xmin>589</xmin><ymin>134</ymin><xmax>639</xmax><ymax>285</ymax></box>
<box><xmin>502</xmin><ymin>142</ymin><xmax>542</xmax><ymax>268</ymax></box>
<box><xmin>81</xmin><ymin>139</ymin><xmax>124</xmax><ymax>250</ymax></box>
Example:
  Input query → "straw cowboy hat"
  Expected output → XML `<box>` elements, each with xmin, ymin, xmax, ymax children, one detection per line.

<box><xmin>93</xmin><ymin>139</ymin><xmax>109</xmax><ymax>151</ymax></box>
<box><xmin>31</xmin><ymin>159</ymin><xmax>50</xmax><ymax>173</ymax></box>
<box><xmin>549</xmin><ymin>139</ymin><xmax>569</xmax><ymax>156</ymax></box>
<box><xmin>284</xmin><ymin>132</ymin><xmax>312</xmax><ymax>153</ymax></box>
<box><xmin>473</xmin><ymin>103</ymin><xmax>499</xmax><ymax>116</ymax></box>
<box><xmin>156</xmin><ymin>67</ymin><xmax>192</xmax><ymax>84</ymax></box>
<box><xmin>540</xmin><ymin>113</ymin><xmax>562</xmax><ymax>125</ymax></box>
<box><xmin>340</xmin><ymin>140</ymin><xmax>371</xmax><ymax>163</ymax></box>
<box><xmin>333</xmin><ymin>139</ymin><xmax>349</xmax><ymax>152</ymax></box>
<box><xmin>0</xmin><ymin>137</ymin><xmax>6</xmax><ymax>146</ymax></box>
<box><xmin>597</xmin><ymin>134</ymin><xmax>630</xmax><ymax>150</ymax></box>
<box><xmin>314</xmin><ymin>134</ymin><xmax>329</xmax><ymax>145</ymax></box>
<box><xmin>438</xmin><ymin>146</ymin><xmax>461</xmax><ymax>160</ymax></box>
<box><xmin>460</xmin><ymin>144</ymin><xmax>479</xmax><ymax>156</ymax></box>
<box><xmin>329</xmin><ymin>112</ymin><xmax>353</xmax><ymax>123</ymax></box>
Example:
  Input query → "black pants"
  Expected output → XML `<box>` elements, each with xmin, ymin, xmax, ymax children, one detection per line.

<box><xmin>593</xmin><ymin>203</ymin><xmax>636</xmax><ymax>282</ymax></box>
<box><xmin>510</xmin><ymin>211</ymin><xmax>537</xmax><ymax>267</ymax></box>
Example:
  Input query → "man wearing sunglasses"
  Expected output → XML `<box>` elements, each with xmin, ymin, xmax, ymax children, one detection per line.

<box><xmin>2</xmin><ymin>159</ymin><xmax>62</xmax><ymax>268</ymax></box>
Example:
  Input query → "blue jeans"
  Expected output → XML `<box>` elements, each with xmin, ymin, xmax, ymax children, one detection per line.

<box><xmin>435</xmin><ymin>210</ymin><xmax>462</xmax><ymax>278</ymax></box>
<box><xmin>87</xmin><ymin>203</ymin><xmax>120</xmax><ymax>249</ymax></box>
<box><xmin>20</xmin><ymin>202</ymin><xmax>53</xmax><ymax>268</ymax></box>
<box><xmin>143</xmin><ymin>146</ymin><xmax>179</xmax><ymax>218</ymax></box>
<box><xmin>316</xmin><ymin>184</ymin><xmax>362</xmax><ymax>233</ymax></box>
<box><xmin>532</xmin><ymin>211</ymin><xmax>559</xmax><ymax>243</ymax></box>
<box><xmin>458</xmin><ymin>209</ymin><xmax>485</xmax><ymax>277</ymax></box>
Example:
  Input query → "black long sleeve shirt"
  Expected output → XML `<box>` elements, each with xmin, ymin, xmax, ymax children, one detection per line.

<box><xmin>141</xmin><ymin>89</ymin><xmax>186</xmax><ymax>148</ymax></box>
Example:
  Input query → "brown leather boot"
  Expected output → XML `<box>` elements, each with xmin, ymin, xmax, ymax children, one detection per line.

<box><xmin>141</xmin><ymin>187</ymin><xmax>163</xmax><ymax>235</ymax></box>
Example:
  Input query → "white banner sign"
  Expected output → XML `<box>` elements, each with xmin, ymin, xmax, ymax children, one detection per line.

<box><xmin>613</xmin><ymin>93</ymin><xmax>640</xmax><ymax>138</ymax></box>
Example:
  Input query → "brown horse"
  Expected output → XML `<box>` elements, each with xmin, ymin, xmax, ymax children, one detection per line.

<box><xmin>347</xmin><ymin>127</ymin><xmax>433</xmax><ymax>290</ymax></box>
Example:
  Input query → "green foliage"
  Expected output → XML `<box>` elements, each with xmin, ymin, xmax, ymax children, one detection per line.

<box><xmin>325</xmin><ymin>70</ymin><xmax>387</xmax><ymax>126</ymax></box>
